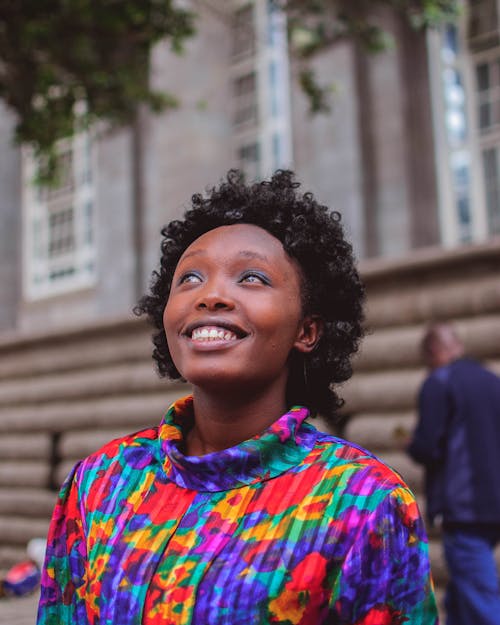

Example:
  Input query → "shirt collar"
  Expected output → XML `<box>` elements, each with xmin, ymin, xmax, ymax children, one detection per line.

<box><xmin>158</xmin><ymin>396</ymin><xmax>318</xmax><ymax>492</ymax></box>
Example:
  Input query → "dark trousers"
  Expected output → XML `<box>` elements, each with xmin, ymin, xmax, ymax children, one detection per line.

<box><xmin>443</xmin><ymin>524</ymin><xmax>500</xmax><ymax>625</ymax></box>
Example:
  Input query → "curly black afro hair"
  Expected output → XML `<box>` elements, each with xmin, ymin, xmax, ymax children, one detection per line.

<box><xmin>135</xmin><ymin>169</ymin><xmax>365</xmax><ymax>422</ymax></box>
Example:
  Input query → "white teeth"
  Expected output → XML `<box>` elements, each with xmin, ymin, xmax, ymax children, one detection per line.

<box><xmin>191</xmin><ymin>326</ymin><xmax>238</xmax><ymax>342</ymax></box>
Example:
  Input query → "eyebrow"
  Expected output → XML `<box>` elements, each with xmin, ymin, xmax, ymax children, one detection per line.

<box><xmin>237</xmin><ymin>250</ymin><xmax>270</xmax><ymax>262</ymax></box>
<box><xmin>180</xmin><ymin>249</ymin><xmax>270</xmax><ymax>263</ymax></box>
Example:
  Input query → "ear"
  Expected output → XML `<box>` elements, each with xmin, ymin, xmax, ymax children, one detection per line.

<box><xmin>294</xmin><ymin>315</ymin><xmax>323</xmax><ymax>354</ymax></box>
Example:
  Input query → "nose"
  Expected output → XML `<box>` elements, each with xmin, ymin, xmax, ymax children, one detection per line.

<box><xmin>195</xmin><ymin>282</ymin><xmax>235</xmax><ymax>311</ymax></box>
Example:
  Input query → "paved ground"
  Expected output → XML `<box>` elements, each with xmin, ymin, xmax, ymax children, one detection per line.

<box><xmin>0</xmin><ymin>592</ymin><xmax>38</xmax><ymax>625</ymax></box>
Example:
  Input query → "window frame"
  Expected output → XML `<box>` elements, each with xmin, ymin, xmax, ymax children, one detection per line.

<box><xmin>427</xmin><ymin>13</ymin><xmax>488</xmax><ymax>247</ymax></box>
<box><xmin>230</xmin><ymin>0</ymin><xmax>293</xmax><ymax>181</ymax></box>
<box><xmin>21</xmin><ymin>131</ymin><xmax>97</xmax><ymax>301</ymax></box>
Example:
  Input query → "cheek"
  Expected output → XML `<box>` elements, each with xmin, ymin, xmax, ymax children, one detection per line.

<box><xmin>162</xmin><ymin>304</ymin><xmax>170</xmax><ymax>333</ymax></box>
<box><xmin>261</xmin><ymin>307</ymin><xmax>302</xmax><ymax>353</ymax></box>
<box><xmin>162</xmin><ymin>301</ymin><xmax>177</xmax><ymax>348</ymax></box>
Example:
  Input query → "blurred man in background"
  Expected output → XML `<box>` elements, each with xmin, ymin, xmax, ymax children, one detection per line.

<box><xmin>407</xmin><ymin>323</ymin><xmax>500</xmax><ymax>625</ymax></box>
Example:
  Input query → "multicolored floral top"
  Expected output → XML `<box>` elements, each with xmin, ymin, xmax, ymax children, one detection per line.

<box><xmin>37</xmin><ymin>396</ymin><xmax>438</xmax><ymax>624</ymax></box>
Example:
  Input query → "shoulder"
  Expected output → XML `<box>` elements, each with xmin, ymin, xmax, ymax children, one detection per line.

<box><xmin>457</xmin><ymin>357</ymin><xmax>500</xmax><ymax>380</ymax></box>
<box><xmin>314</xmin><ymin>430</ymin><xmax>399</xmax><ymax>469</ymax></box>
<box><xmin>86</xmin><ymin>425</ymin><xmax>158</xmax><ymax>462</ymax></box>
<box><xmin>301</xmin><ymin>431</ymin><xmax>422</xmax><ymax>534</ymax></box>
<box><xmin>418</xmin><ymin>366</ymin><xmax>452</xmax><ymax>398</ymax></box>
<box><xmin>307</xmin><ymin>430</ymin><xmax>409</xmax><ymax>494</ymax></box>
<box><xmin>72</xmin><ymin>425</ymin><xmax>161</xmax><ymax>488</ymax></box>
<box><xmin>439</xmin><ymin>358</ymin><xmax>500</xmax><ymax>392</ymax></box>
<box><xmin>58</xmin><ymin>425</ymin><xmax>164</xmax><ymax>521</ymax></box>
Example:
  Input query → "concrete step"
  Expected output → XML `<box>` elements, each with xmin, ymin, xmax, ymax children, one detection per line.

<box><xmin>0</xmin><ymin>433</ymin><xmax>51</xmax><ymax>461</ymax></box>
<box><xmin>342</xmin><ymin>368</ymin><xmax>425</xmax><ymax>413</ymax></box>
<box><xmin>59</xmin><ymin>427</ymin><xmax>150</xmax><ymax>463</ymax></box>
<box><xmin>0</xmin><ymin>488</ymin><xmax>56</xmax><ymax>518</ymax></box>
<box><xmin>357</xmin><ymin>314</ymin><xmax>500</xmax><ymax>371</ymax></box>
<box><xmin>0</xmin><ymin>592</ymin><xmax>39</xmax><ymax>625</ymax></box>
<box><xmin>0</xmin><ymin>462</ymin><xmax>50</xmax><ymax>489</ymax></box>
<box><xmin>343</xmin><ymin>411</ymin><xmax>415</xmax><ymax>452</ymax></box>
<box><xmin>0</xmin><ymin>361</ymin><xmax>163</xmax><ymax>408</ymax></box>
<box><xmin>0</xmin><ymin>386</ymin><xmax>186</xmax><ymax>434</ymax></box>
<box><xmin>0</xmin><ymin>319</ymin><xmax>150</xmax><ymax>381</ymax></box>
<box><xmin>0</xmin><ymin>546</ymin><xmax>31</xmax><ymax>572</ymax></box>
<box><xmin>365</xmin><ymin>269</ymin><xmax>500</xmax><ymax>328</ymax></box>
<box><xmin>428</xmin><ymin>539</ymin><xmax>447</xmax><ymax>586</ymax></box>
<box><xmin>0</xmin><ymin>516</ymin><xmax>49</xmax><ymax>547</ymax></box>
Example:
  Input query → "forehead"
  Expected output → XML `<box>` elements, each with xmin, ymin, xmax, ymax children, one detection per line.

<box><xmin>174</xmin><ymin>223</ymin><xmax>306</xmax><ymax>302</ymax></box>
<box><xmin>178</xmin><ymin>224</ymin><xmax>290</xmax><ymax>266</ymax></box>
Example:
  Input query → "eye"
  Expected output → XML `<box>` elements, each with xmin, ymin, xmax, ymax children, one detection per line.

<box><xmin>178</xmin><ymin>271</ymin><xmax>203</xmax><ymax>285</ymax></box>
<box><xmin>239</xmin><ymin>271</ymin><xmax>270</xmax><ymax>285</ymax></box>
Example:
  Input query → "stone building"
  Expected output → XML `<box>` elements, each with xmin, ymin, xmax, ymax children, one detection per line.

<box><xmin>1</xmin><ymin>0</ymin><xmax>499</xmax><ymax>336</ymax></box>
<box><xmin>0</xmin><ymin>0</ymin><xmax>500</xmax><ymax>617</ymax></box>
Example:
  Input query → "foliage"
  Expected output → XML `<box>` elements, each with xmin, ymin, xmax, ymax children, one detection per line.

<box><xmin>274</xmin><ymin>0</ymin><xmax>460</xmax><ymax>113</ymax></box>
<box><xmin>0</xmin><ymin>0</ymin><xmax>460</xmax><ymax>178</ymax></box>
<box><xmin>0</xmin><ymin>0</ymin><xmax>194</xmax><ymax>179</ymax></box>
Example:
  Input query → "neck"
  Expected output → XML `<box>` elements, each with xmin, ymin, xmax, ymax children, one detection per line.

<box><xmin>186</xmin><ymin>385</ymin><xmax>288</xmax><ymax>456</ymax></box>
<box><xmin>431</xmin><ymin>347</ymin><xmax>464</xmax><ymax>369</ymax></box>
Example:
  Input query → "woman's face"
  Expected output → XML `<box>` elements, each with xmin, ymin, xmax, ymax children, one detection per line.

<box><xmin>163</xmin><ymin>223</ymin><xmax>319</xmax><ymax>396</ymax></box>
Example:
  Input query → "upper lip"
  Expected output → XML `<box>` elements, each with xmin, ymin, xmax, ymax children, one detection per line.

<box><xmin>183</xmin><ymin>318</ymin><xmax>248</xmax><ymax>338</ymax></box>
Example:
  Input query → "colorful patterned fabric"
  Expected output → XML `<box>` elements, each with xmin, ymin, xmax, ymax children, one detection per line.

<box><xmin>37</xmin><ymin>396</ymin><xmax>438</xmax><ymax>624</ymax></box>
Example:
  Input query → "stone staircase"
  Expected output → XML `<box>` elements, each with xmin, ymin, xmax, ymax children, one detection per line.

<box><xmin>0</xmin><ymin>317</ymin><xmax>185</xmax><ymax>568</ymax></box>
<box><xmin>0</xmin><ymin>240</ymin><xmax>499</xmax><ymax>615</ymax></box>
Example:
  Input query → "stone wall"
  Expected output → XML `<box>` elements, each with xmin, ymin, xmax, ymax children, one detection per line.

<box><xmin>0</xmin><ymin>240</ymin><xmax>499</xmax><ymax>613</ymax></box>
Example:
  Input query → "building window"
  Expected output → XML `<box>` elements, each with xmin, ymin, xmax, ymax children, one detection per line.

<box><xmin>22</xmin><ymin>132</ymin><xmax>97</xmax><ymax>300</ymax></box>
<box><xmin>472</xmin><ymin>48</ymin><xmax>500</xmax><ymax>237</ymax></box>
<box><xmin>232</xmin><ymin>4</ymin><xmax>255</xmax><ymax>60</ymax></box>
<box><xmin>475</xmin><ymin>58</ymin><xmax>500</xmax><ymax>132</ymax></box>
<box><xmin>230</xmin><ymin>0</ymin><xmax>292</xmax><ymax>180</ymax></box>
<box><xmin>428</xmin><ymin>19</ymin><xmax>488</xmax><ymax>246</ymax></box>
<box><xmin>482</xmin><ymin>146</ymin><xmax>500</xmax><ymax>233</ymax></box>
<box><xmin>237</xmin><ymin>142</ymin><xmax>260</xmax><ymax>180</ymax></box>
<box><xmin>233</xmin><ymin>72</ymin><xmax>258</xmax><ymax>127</ymax></box>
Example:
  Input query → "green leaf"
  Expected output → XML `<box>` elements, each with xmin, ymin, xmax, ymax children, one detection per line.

<box><xmin>0</xmin><ymin>0</ymin><xmax>195</xmax><ymax>183</ymax></box>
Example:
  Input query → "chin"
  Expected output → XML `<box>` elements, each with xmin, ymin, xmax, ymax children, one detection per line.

<box><xmin>189</xmin><ymin>371</ymin><xmax>284</xmax><ymax>401</ymax></box>
<box><xmin>182</xmin><ymin>366</ymin><xmax>236</xmax><ymax>386</ymax></box>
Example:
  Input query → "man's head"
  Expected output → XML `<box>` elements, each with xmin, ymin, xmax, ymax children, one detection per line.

<box><xmin>421</xmin><ymin>323</ymin><xmax>464</xmax><ymax>370</ymax></box>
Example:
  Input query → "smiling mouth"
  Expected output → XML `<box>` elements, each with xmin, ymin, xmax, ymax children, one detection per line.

<box><xmin>189</xmin><ymin>325</ymin><xmax>241</xmax><ymax>342</ymax></box>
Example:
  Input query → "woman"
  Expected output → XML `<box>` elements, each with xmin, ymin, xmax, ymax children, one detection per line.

<box><xmin>37</xmin><ymin>170</ymin><xmax>438</xmax><ymax>624</ymax></box>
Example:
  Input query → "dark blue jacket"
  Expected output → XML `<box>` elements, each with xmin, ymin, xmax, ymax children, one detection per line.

<box><xmin>407</xmin><ymin>358</ymin><xmax>500</xmax><ymax>525</ymax></box>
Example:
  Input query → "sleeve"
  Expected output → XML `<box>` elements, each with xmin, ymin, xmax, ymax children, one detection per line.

<box><xmin>37</xmin><ymin>461</ymin><xmax>88</xmax><ymax>625</ymax></box>
<box><xmin>407</xmin><ymin>375</ymin><xmax>450</xmax><ymax>466</ymax></box>
<box><xmin>329</xmin><ymin>486</ymin><xmax>438</xmax><ymax>624</ymax></box>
